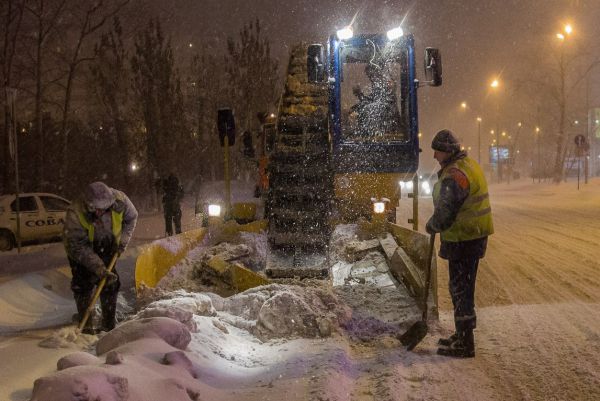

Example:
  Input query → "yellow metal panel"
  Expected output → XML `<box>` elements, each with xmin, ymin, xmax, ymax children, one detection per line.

<box><xmin>135</xmin><ymin>228</ymin><xmax>206</xmax><ymax>290</ymax></box>
<box><xmin>334</xmin><ymin>172</ymin><xmax>402</xmax><ymax>222</ymax></box>
<box><xmin>388</xmin><ymin>223</ymin><xmax>438</xmax><ymax>316</ymax></box>
<box><xmin>238</xmin><ymin>219</ymin><xmax>268</xmax><ymax>233</ymax></box>
<box><xmin>231</xmin><ymin>202</ymin><xmax>257</xmax><ymax>221</ymax></box>
<box><xmin>206</xmin><ymin>256</ymin><xmax>270</xmax><ymax>292</ymax></box>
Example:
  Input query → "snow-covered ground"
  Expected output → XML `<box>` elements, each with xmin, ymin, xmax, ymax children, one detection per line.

<box><xmin>2</xmin><ymin>178</ymin><xmax>600</xmax><ymax>400</ymax></box>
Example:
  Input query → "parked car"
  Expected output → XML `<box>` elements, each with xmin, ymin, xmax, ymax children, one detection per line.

<box><xmin>0</xmin><ymin>193</ymin><xmax>71</xmax><ymax>251</ymax></box>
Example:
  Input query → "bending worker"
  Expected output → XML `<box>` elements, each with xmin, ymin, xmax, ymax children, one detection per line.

<box><xmin>63</xmin><ymin>181</ymin><xmax>138</xmax><ymax>334</ymax></box>
<box><xmin>426</xmin><ymin>130</ymin><xmax>493</xmax><ymax>358</ymax></box>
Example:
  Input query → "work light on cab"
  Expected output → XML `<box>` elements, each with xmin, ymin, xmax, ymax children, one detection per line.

<box><xmin>386</xmin><ymin>26</ymin><xmax>404</xmax><ymax>41</ymax></box>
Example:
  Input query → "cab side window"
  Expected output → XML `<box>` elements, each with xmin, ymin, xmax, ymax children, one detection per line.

<box><xmin>10</xmin><ymin>196</ymin><xmax>38</xmax><ymax>212</ymax></box>
<box><xmin>40</xmin><ymin>196</ymin><xmax>70</xmax><ymax>212</ymax></box>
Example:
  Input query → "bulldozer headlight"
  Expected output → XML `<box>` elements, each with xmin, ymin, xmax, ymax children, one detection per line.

<box><xmin>373</xmin><ymin>202</ymin><xmax>386</xmax><ymax>214</ymax></box>
<box><xmin>208</xmin><ymin>204</ymin><xmax>222</xmax><ymax>217</ymax></box>
<box><xmin>386</xmin><ymin>26</ymin><xmax>404</xmax><ymax>41</ymax></box>
<box><xmin>337</xmin><ymin>26</ymin><xmax>353</xmax><ymax>40</ymax></box>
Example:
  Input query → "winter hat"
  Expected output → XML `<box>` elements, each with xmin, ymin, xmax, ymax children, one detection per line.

<box><xmin>431</xmin><ymin>129</ymin><xmax>460</xmax><ymax>153</ymax></box>
<box><xmin>84</xmin><ymin>181</ymin><xmax>115</xmax><ymax>210</ymax></box>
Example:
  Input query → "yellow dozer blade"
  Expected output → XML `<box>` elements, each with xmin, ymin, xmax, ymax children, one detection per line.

<box><xmin>135</xmin><ymin>220</ymin><xmax>269</xmax><ymax>293</ymax></box>
<box><xmin>135</xmin><ymin>228</ymin><xmax>207</xmax><ymax>290</ymax></box>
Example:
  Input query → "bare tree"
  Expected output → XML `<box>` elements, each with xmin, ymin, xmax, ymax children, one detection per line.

<box><xmin>224</xmin><ymin>19</ymin><xmax>279</xmax><ymax>178</ymax></box>
<box><xmin>24</xmin><ymin>0</ymin><xmax>67</xmax><ymax>189</ymax></box>
<box><xmin>225</xmin><ymin>19</ymin><xmax>279</xmax><ymax>132</ymax></box>
<box><xmin>56</xmin><ymin>0</ymin><xmax>129</xmax><ymax>183</ymax></box>
<box><xmin>131</xmin><ymin>18</ymin><xmax>190</xmax><ymax>197</ymax></box>
<box><xmin>89</xmin><ymin>16</ymin><xmax>131</xmax><ymax>188</ymax></box>
<box><xmin>188</xmin><ymin>49</ymin><xmax>227</xmax><ymax>183</ymax></box>
<box><xmin>519</xmin><ymin>33</ymin><xmax>600</xmax><ymax>183</ymax></box>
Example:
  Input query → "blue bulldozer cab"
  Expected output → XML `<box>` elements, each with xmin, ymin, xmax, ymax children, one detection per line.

<box><xmin>307</xmin><ymin>33</ymin><xmax>442</xmax><ymax>176</ymax></box>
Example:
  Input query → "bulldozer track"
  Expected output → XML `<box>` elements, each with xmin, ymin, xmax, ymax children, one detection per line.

<box><xmin>267</xmin><ymin>43</ymin><xmax>333</xmax><ymax>254</ymax></box>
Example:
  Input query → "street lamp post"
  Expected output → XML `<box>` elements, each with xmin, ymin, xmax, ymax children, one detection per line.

<box><xmin>490</xmin><ymin>78</ymin><xmax>501</xmax><ymax>183</ymax></box>
<box><xmin>477</xmin><ymin>117</ymin><xmax>482</xmax><ymax>164</ymax></box>
<box><xmin>553</xmin><ymin>24</ymin><xmax>573</xmax><ymax>182</ymax></box>
<box><xmin>535</xmin><ymin>126</ymin><xmax>541</xmax><ymax>183</ymax></box>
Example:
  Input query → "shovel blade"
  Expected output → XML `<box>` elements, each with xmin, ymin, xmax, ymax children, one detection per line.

<box><xmin>398</xmin><ymin>320</ymin><xmax>428</xmax><ymax>351</ymax></box>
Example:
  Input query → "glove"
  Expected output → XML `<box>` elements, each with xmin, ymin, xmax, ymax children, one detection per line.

<box><xmin>90</xmin><ymin>262</ymin><xmax>107</xmax><ymax>282</ymax></box>
<box><xmin>99</xmin><ymin>269</ymin><xmax>118</xmax><ymax>285</ymax></box>
<box><xmin>425</xmin><ymin>219</ymin><xmax>437</xmax><ymax>235</ymax></box>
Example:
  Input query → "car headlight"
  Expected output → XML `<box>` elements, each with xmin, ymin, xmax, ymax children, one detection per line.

<box><xmin>399</xmin><ymin>180</ymin><xmax>414</xmax><ymax>191</ymax></box>
<box><xmin>421</xmin><ymin>181</ymin><xmax>431</xmax><ymax>195</ymax></box>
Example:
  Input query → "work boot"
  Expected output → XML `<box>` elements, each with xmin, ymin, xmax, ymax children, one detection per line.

<box><xmin>100</xmin><ymin>294</ymin><xmax>118</xmax><ymax>332</ymax></box>
<box><xmin>437</xmin><ymin>333</ymin><xmax>458</xmax><ymax>347</ymax></box>
<box><xmin>437</xmin><ymin>330</ymin><xmax>475</xmax><ymax>358</ymax></box>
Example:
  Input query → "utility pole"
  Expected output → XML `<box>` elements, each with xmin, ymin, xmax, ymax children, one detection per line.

<box><xmin>496</xmin><ymin>125</ymin><xmax>501</xmax><ymax>183</ymax></box>
<box><xmin>585</xmin><ymin>76</ymin><xmax>590</xmax><ymax>184</ymax></box>
<box><xmin>6</xmin><ymin>88</ymin><xmax>21</xmax><ymax>252</ymax></box>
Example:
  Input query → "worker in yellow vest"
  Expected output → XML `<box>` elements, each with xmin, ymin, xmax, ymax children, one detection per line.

<box><xmin>63</xmin><ymin>182</ymin><xmax>138</xmax><ymax>334</ymax></box>
<box><xmin>426</xmin><ymin>130</ymin><xmax>494</xmax><ymax>358</ymax></box>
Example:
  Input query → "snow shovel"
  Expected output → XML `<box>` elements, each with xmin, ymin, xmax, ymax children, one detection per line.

<box><xmin>398</xmin><ymin>233</ymin><xmax>436</xmax><ymax>351</ymax></box>
<box><xmin>78</xmin><ymin>252</ymin><xmax>119</xmax><ymax>332</ymax></box>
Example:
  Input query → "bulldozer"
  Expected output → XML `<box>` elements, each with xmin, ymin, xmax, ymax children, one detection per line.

<box><xmin>135</xmin><ymin>26</ymin><xmax>442</xmax><ymax>317</ymax></box>
<box><xmin>265</xmin><ymin>26</ymin><xmax>442</xmax><ymax>274</ymax></box>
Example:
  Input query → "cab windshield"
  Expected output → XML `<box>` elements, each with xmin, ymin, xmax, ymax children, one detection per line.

<box><xmin>339</xmin><ymin>40</ymin><xmax>409</xmax><ymax>143</ymax></box>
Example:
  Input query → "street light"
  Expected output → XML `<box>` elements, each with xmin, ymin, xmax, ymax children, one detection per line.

<box><xmin>564</xmin><ymin>24</ymin><xmax>573</xmax><ymax>34</ymax></box>
<box><xmin>461</xmin><ymin>101</ymin><xmax>467</xmax><ymax>109</ymax></box>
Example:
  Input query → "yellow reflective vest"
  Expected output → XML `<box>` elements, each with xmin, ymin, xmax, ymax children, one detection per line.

<box><xmin>433</xmin><ymin>156</ymin><xmax>494</xmax><ymax>242</ymax></box>
<box><xmin>77</xmin><ymin>208</ymin><xmax>123</xmax><ymax>245</ymax></box>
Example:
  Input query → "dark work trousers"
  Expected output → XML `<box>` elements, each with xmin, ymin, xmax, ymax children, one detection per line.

<box><xmin>69</xmin><ymin>248</ymin><xmax>120</xmax><ymax>330</ymax></box>
<box><xmin>164</xmin><ymin>204</ymin><xmax>182</xmax><ymax>236</ymax></box>
<box><xmin>448</xmin><ymin>257</ymin><xmax>480</xmax><ymax>333</ymax></box>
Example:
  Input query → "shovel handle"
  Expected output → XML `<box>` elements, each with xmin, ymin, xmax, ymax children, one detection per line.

<box><xmin>78</xmin><ymin>253</ymin><xmax>119</xmax><ymax>331</ymax></box>
<box><xmin>421</xmin><ymin>233</ymin><xmax>436</xmax><ymax>321</ymax></box>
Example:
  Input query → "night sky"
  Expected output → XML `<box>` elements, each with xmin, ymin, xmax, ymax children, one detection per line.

<box><xmin>143</xmin><ymin>0</ymin><xmax>600</xmax><ymax>170</ymax></box>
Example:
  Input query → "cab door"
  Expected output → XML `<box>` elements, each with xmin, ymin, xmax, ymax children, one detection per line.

<box><xmin>10</xmin><ymin>196</ymin><xmax>41</xmax><ymax>241</ymax></box>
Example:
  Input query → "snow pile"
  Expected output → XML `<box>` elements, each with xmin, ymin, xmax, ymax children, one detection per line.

<box><xmin>29</xmin><ymin>286</ymin><xmax>349</xmax><ymax>401</ymax></box>
<box><xmin>215</xmin><ymin>284</ymin><xmax>351</xmax><ymax>340</ymax></box>
<box><xmin>146</xmin><ymin>231</ymin><xmax>267</xmax><ymax>297</ymax></box>
<box><xmin>95</xmin><ymin>317</ymin><xmax>192</xmax><ymax>355</ymax></box>
<box><xmin>0</xmin><ymin>268</ymin><xmax>76</xmax><ymax>334</ymax></box>
<box><xmin>139</xmin><ymin>284</ymin><xmax>350</xmax><ymax>341</ymax></box>
<box><xmin>30</xmin><ymin>317</ymin><xmax>204</xmax><ymax>401</ymax></box>
<box><xmin>31</xmin><ymin>368</ymin><xmax>130</xmax><ymax>401</ymax></box>
<box><xmin>134</xmin><ymin>291</ymin><xmax>217</xmax><ymax>331</ymax></box>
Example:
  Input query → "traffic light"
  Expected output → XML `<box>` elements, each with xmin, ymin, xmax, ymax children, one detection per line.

<box><xmin>217</xmin><ymin>108</ymin><xmax>236</xmax><ymax>146</ymax></box>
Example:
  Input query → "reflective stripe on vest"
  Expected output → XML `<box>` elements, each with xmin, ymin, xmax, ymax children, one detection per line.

<box><xmin>433</xmin><ymin>156</ymin><xmax>494</xmax><ymax>242</ymax></box>
<box><xmin>77</xmin><ymin>209</ymin><xmax>124</xmax><ymax>244</ymax></box>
